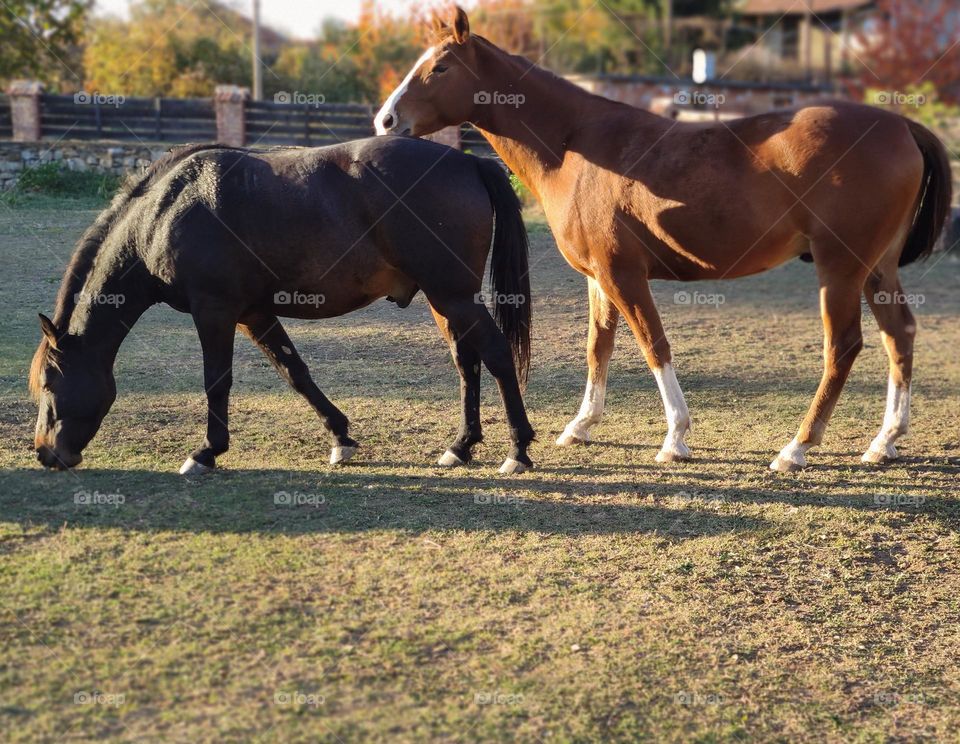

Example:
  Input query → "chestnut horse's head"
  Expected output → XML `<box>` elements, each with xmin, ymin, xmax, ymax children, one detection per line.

<box><xmin>30</xmin><ymin>314</ymin><xmax>116</xmax><ymax>470</ymax></box>
<box><xmin>374</xmin><ymin>6</ymin><xmax>482</xmax><ymax>138</ymax></box>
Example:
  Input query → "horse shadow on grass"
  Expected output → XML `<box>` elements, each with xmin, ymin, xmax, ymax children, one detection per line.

<box><xmin>2</xmin><ymin>459</ymin><xmax>958</xmax><ymax>538</ymax></box>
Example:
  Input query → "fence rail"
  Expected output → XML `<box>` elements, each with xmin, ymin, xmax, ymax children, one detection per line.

<box><xmin>40</xmin><ymin>95</ymin><xmax>216</xmax><ymax>142</ymax></box>
<box><xmin>0</xmin><ymin>95</ymin><xmax>11</xmax><ymax>139</ymax></box>
<box><xmin>245</xmin><ymin>100</ymin><xmax>375</xmax><ymax>146</ymax></box>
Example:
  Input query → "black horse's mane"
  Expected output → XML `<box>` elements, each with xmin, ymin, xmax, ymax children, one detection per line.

<box><xmin>51</xmin><ymin>143</ymin><xmax>240</xmax><ymax>329</ymax></box>
<box><xmin>31</xmin><ymin>144</ymin><xmax>240</xmax><ymax>400</ymax></box>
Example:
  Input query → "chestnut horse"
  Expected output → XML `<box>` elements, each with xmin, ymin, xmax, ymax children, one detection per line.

<box><xmin>375</xmin><ymin>7</ymin><xmax>953</xmax><ymax>471</ymax></box>
<box><xmin>30</xmin><ymin>137</ymin><xmax>535</xmax><ymax>475</ymax></box>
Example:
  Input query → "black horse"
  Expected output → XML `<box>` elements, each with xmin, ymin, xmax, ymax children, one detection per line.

<box><xmin>30</xmin><ymin>136</ymin><xmax>535</xmax><ymax>474</ymax></box>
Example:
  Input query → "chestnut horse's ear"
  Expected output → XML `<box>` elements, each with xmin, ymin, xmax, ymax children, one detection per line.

<box><xmin>452</xmin><ymin>5</ymin><xmax>470</xmax><ymax>44</ymax></box>
<box><xmin>430</xmin><ymin>13</ymin><xmax>447</xmax><ymax>38</ymax></box>
<box><xmin>39</xmin><ymin>313</ymin><xmax>60</xmax><ymax>348</ymax></box>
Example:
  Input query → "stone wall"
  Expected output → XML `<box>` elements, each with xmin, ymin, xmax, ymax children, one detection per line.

<box><xmin>0</xmin><ymin>140</ymin><xmax>169</xmax><ymax>190</ymax></box>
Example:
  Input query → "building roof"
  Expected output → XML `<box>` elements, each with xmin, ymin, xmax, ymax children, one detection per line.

<box><xmin>737</xmin><ymin>0</ymin><xmax>872</xmax><ymax>14</ymax></box>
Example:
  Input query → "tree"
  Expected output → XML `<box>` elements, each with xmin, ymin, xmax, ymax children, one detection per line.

<box><xmin>0</xmin><ymin>0</ymin><xmax>91</xmax><ymax>87</ymax></box>
<box><xmin>855</xmin><ymin>0</ymin><xmax>960</xmax><ymax>105</ymax></box>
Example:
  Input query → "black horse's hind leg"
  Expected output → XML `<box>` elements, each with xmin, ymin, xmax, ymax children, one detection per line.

<box><xmin>430</xmin><ymin>306</ymin><xmax>483</xmax><ymax>466</ymax></box>
<box><xmin>429</xmin><ymin>298</ymin><xmax>535</xmax><ymax>474</ymax></box>
<box><xmin>180</xmin><ymin>304</ymin><xmax>237</xmax><ymax>475</ymax></box>
<box><xmin>239</xmin><ymin>312</ymin><xmax>359</xmax><ymax>464</ymax></box>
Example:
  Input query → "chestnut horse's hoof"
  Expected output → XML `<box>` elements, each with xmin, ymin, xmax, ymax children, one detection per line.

<box><xmin>498</xmin><ymin>458</ymin><xmax>530</xmax><ymax>475</ymax></box>
<box><xmin>437</xmin><ymin>449</ymin><xmax>465</xmax><ymax>467</ymax></box>
<box><xmin>656</xmin><ymin>444</ymin><xmax>691</xmax><ymax>463</ymax></box>
<box><xmin>556</xmin><ymin>426</ymin><xmax>590</xmax><ymax>446</ymax></box>
<box><xmin>330</xmin><ymin>445</ymin><xmax>358</xmax><ymax>465</ymax></box>
<box><xmin>769</xmin><ymin>456</ymin><xmax>804</xmax><ymax>473</ymax></box>
<box><xmin>862</xmin><ymin>445</ymin><xmax>898</xmax><ymax>464</ymax></box>
<box><xmin>179</xmin><ymin>457</ymin><xmax>214</xmax><ymax>475</ymax></box>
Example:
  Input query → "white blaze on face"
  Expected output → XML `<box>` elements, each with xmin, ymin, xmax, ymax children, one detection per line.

<box><xmin>374</xmin><ymin>46</ymin><xmax>435</xmax><ymax>135</ymax></box>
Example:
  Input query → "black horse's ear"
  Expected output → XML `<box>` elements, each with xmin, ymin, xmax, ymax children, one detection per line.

<box><xmin>453</xmin><ymin>5</ymin><xmax>470</xmax><ymax>44</ymax></box>
<box><xmin>39</xmin><ymin>313</ymin><xmax>60</xmax><ymax>348</ymax></box>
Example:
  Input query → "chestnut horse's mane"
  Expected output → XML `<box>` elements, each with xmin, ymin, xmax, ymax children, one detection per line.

<box><xmin>29</xmin><ymin>143</ymin><xmax>238</xmax><ymax>399</ymax></box>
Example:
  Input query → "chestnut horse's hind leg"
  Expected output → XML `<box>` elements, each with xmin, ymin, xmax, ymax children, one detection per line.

<box><xmin>428</xmin><ymin>297</ymin><xmax>535</xmax><ymax>474</ymax></box>
<box><xmin>602</xmin><ymin>277</ymin><xmax>692</xmax><ymax>463</ymax></box>
<box><xmin>180</xmin><ymin>304</ymin><xmax>238</xmax><ymax>475</ymax></box>
<box><xmin>861</xmin><ymin>272</ymin><xmax>916</xmax><ymax>463</ymax></box>
<box><xmin>430</xmin><ymin>306</ymin><xmax>483</xmax><ymax>467</ymax></box>
<box><xmin>770</xmin><ymin>269</ymin><xmax>866</xmax><ymax>472</ymax></box>
<box><xmin>557</xmin><ymin>278</ymin><xmax>619</xmax><ymax>446</ymax></box>
<box><xmin>238</xmin><ymin>312</ymin><xmax>359</xmax><ymax>465</ymax></box>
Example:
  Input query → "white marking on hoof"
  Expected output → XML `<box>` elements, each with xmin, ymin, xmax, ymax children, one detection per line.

<box><xmin>330</xmin><ymin>445</ymin><xmax>358</xmax><ymax>465</ymax></box>
<box><xmin>864</xmin><ymin>378</ymin><xmax>910</xmax><ymax>465</ymax></box>
<box><xmin>557</xmin><ymin>381</ymin><xmax>605</xmax><ymax>446</ymax></box>
<box><xmin>769</xmin><ymin>438</ymin><xmax>810</xmax><ymax>472</ymax></box>
<box><xmin>556</xmin><ymin>425</ymin><xmax>590</xmax><ymax>446</ymax></box>
<box><xmin>179</xmin><ymin>457</ymin><xmax>213</xmax><ymax>475</ymax></box>
<box><xmin>498</xmin><ymin>458</ymin><xmax>529</xmax><ymax>475</ymax></box>
<box><xmin>437</xmin><ymin>449</ymin><xmax>465</xmax><ymax>467</ymax></box>
<box><xmin>656</xmin><ymin>441</ymin><xmax>692</xmax><ymax>463</ymax></box>
<box><xmin>862</xmin><ymin>443</ymin><xmax>899</xmax><ymax>464</ymax></box>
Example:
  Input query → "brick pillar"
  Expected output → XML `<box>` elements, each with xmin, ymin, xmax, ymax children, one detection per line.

<box><xmin>214</xmin><ymin>85</ymin><xmax>250</xmax><ymax>147</ymax></box>
<box><xmin>7</xmin><ymin>80</ymin><xmax>44</xmax><ymax>142</ymax></box>
<box><xmin>426</xmin><ymin>125</ymin><xmax>461</xmax><ymax>150</ymax></box>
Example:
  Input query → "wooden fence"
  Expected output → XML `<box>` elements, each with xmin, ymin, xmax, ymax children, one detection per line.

<box><xmin>0</xmin><ymin>91</ymin><xmax>494</xmax><ymax>153</ymax></box>
<box><xmin>40</xmin><ymin>95</ymin><xmax>216</xmax><ymax>142</ymax></box>
<box><xmin>0</xmin><ymin>95</ymin><xmax>11</xmax><ymax>139</ymax></box>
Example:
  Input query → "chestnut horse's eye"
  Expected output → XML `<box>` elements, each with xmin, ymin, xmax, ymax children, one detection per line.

<box><xmin>432</xmin><ymin>64</ymin><xmax>448</xmax><ymax>75</ymax></box>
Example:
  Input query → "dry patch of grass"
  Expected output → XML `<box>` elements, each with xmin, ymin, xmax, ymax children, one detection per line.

<box><xmin>1</xmin><ymin>200</ymin><xmax>959</xmax><ymax>742</ymax></box>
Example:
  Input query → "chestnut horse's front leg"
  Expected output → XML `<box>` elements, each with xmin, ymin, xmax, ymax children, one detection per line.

<box><xmin>180</xmin><ymin>303</ymin><xmax>238</xmax><ymax>475</ymax></box>
<box><xmin>601</xmin><ymin>276</ymin><xmax>692</xmax><ymax>463</ymax></box>
<box><xmin>557</xmin><ymin>278</ymin><xmax>619</xmax><ymax>446</ymax></box>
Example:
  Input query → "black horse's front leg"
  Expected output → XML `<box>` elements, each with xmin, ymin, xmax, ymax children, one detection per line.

<box><xmin>180</xmin><ymin>307</ymin><xmax>237</xmax><ymax>475</ymax></box>
<box><xmin>438</xmin><ymin>335</ymin><xmax>484</xmax><ymax>466</ymax></box>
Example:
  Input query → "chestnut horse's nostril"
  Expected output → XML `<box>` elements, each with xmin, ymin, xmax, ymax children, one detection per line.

<box><xmin>382</xmin><ymin>112</ymin><xmax>395</xmax><ymax>130</ymax></box>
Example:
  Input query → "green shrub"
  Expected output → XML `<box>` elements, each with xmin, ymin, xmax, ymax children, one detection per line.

<box><xmin>14</xmin><ymin>162</ymin><xmax>122</xmax><ymax>200</ymax></box>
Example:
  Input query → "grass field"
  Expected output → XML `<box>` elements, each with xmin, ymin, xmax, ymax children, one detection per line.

<box><xmin>2</xmin><ymin>193</ymin><xmax>959</xmax><ymax>742</ymax></box>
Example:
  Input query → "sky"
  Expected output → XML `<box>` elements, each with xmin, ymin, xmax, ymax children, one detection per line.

<box><xmin>93</xmin><ymin>0</ymin><xmax>421</xmax><ymax>40</ymax></box>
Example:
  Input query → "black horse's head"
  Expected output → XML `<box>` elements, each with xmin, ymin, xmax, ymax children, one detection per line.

<box><xmin>30</xmin><ymin>314</ymin><xmax>116</xmax><ymax>469</ymax></box>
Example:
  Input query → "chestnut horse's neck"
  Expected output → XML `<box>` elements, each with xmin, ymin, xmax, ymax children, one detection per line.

<box><xmin>467</xmin><ymin>38</ymin><xmax>642</xmax><ymax>198</ymax></box>
<box><xmin>53</xmin><ymin>227</ymin><xmax>155</xmax><ymax>362</ymax></box>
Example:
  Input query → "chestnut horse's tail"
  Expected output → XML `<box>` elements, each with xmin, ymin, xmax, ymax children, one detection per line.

<box><xmin>476</xmin><ymin>157</ymin><xmax>532</xmax><ymax>384</ymax></box>
<box><xmin>900</xmin><ymin>119</ymin><xmax>953</xmax><ymax>267</ymax></box>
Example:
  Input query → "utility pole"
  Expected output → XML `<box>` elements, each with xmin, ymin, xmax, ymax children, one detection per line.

<box><xmin>252</xmin><ymin>0</ymin><xmax>263</xmax><ymax>101</ymax></box>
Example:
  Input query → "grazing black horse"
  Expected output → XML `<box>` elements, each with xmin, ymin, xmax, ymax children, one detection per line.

<box><xmin>30</xmin><ymin>136</ymin><xmax>535</xmax><ymax>474</ymax></box>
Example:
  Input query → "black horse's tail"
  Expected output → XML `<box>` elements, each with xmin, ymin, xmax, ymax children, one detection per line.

<box><xmin>900</xmin><ymin>118</ymin><xmax>953</xmax><ymax>267</ymax></box>
<box><xmin>476</xmin><ymin>157</ymin><xmax>532</xmax><ymax>385</ymax></box>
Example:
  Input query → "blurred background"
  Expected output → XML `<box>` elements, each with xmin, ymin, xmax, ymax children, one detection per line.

<box><xmin>0</xmin><ymin>0</ymin><xmax>957</xmax><ymax>209</ymax></box>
